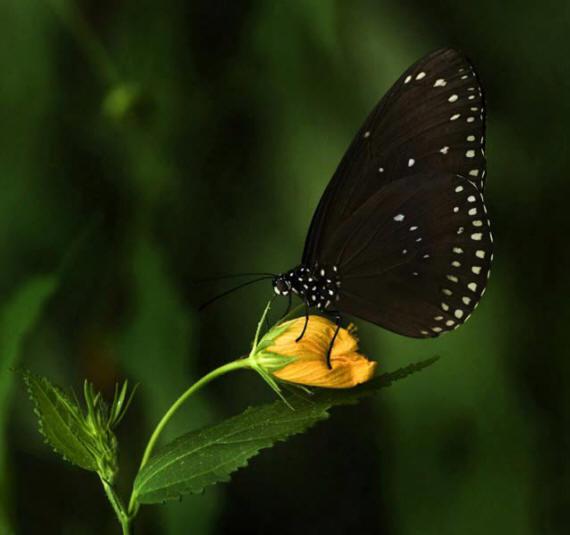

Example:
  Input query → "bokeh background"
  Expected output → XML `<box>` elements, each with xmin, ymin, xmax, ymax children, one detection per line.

<box><xmin>1</xmin><ymin>0</ymin><xmax>567</xmax><ymax>533</ymax></box>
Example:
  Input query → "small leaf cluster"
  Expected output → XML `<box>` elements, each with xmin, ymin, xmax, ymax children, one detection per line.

<box><xmin>24</xmin><ymin>372</ymin><xmax>136</xmax><ymax>483</ymax></box>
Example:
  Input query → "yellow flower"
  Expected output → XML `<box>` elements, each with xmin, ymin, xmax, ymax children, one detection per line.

<box><xmin>254</xmin><ymin>315</ymin><xmax>377</xmax><ymax>389</ymax></box>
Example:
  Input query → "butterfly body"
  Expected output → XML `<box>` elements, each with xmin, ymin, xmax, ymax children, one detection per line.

<box><xmin>273</xmin><ymin>48</ymin><xmax>493</xmax><ymax>341</ymax></box>
<box><xmin>272</xmin><ymin>264</ymin><xmax>341</xmax><ymax>311</ymax></box>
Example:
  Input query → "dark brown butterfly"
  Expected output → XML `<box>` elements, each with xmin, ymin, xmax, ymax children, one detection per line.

<box><xmin>271</xmin><ymin>48</ymin><xmax>493</xmax><ymax>358</ymax></box>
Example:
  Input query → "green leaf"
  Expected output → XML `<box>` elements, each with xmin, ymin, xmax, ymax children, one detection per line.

<box><xmin>133</xmin><ymin>357</ymin><xmax>438</xmax><ymax>505</ymax></box>
<box><xmin>23</xmin><ymin>372</ymin><xmax>98</xmax><ymax>472</ymax></box>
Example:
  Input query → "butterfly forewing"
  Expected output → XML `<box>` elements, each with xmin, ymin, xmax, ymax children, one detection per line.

<box><xmin>320</xmin><ymin>173</ymin><xmax>492</xmax><ymax>337</ymax></box>
<box><xmin>303</xmin><ymin>48</ymin><xmax>486</xmax><ymax>268</ymax></box>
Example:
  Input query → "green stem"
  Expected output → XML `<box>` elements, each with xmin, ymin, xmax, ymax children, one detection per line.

<box><xmin>44</xmin><ymin>0</ymin><xmax>120</xmax><ymax>85</ymax></box>
<box><xmin>100</xmin><ymin>476</ymin><xmax>131</xmax><ymax>534</ymax></box>
<box><xmin>127</xmin><ymin>358</ymin><xmax>251</xmax><ymax>515</ymax></box>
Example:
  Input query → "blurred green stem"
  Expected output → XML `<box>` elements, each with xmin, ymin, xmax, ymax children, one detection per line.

<box><xmin>127</xmin><ymin>358</ymin><xmax>251</xmax><ymax>516</ymax></box>
<box><xmin>44</xmin><ymin>0</ymin><xmax>119</xmax><ymax>84</ymax></box>
<box><xmin>100</xmin><ymin>476</ymin><xmax>131</xmax><ymax>534</ymax></box>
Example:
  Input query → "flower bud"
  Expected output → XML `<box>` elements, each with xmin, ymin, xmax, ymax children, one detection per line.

<box><xmin>253</xmin><ymin>316</ymin><xmax>376</xmax><ymax>389</ymax></box>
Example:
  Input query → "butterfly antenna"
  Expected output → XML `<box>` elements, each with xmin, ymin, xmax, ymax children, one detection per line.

<box><xmin>192</xmin><ymin>272</ymin><xmax>276</xmax><ymax>285</ymax></box>
<box><xmin>198</xmin><ymin>276</ymin><xmax>273</xmax><ymax>311</ymax></box>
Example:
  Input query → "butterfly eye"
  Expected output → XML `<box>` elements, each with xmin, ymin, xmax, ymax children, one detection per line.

<box><xmin>272</xmin><ymin>277</ymin><xmax>291</xmax><ymax>296</ymax></box>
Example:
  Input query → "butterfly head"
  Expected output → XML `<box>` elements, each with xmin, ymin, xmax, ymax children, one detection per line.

<box><xmin>272</xmin><ymin>274</ymin><xmax>292</xmax><ymax>296</ymax></box>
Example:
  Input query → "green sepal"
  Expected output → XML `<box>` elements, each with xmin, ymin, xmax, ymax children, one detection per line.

<box><xmin>251</xmin><ymin>300</ymin><xmax>272</xmax><ymax>349</ymax></box>
<box><xmin>254</xmin><ymin>322</ymin><xmax>292</xmax><ymax>354</ymax></box>
<box><xmin>254</xmin><ymin>366</ymin><xmax>294</xmax><ymax>409</ymax></box>
<box><xmin>252</xmin><ymin>351</ymin><xmax>296</xmax><ymax>373</ymax></box>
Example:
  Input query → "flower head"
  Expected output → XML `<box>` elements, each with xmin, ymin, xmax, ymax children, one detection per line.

<box><xmin>270</xmin><ymin>317</ymin><xmax>376</xmax><ymax>388</ymax></box>
<box><xmin>250</xmin><ymin>307</ymin><xmax>376</xmax><ymax>390</ymax></box>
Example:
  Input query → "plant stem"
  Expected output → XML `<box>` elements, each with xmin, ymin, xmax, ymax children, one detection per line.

<box><xmin>44</xmin><ymin>0</ymin><xmax>119</xmax><ymax>85</ymax></box>
<box><xmin>127</xmin><ymin>358</ymin><xmax>251</xmax><ymax>515</ymax></box>
<box><xmin>100</xmin><ymin>476</ymin><xmax>131</xmax><ymax>534</ymax></box>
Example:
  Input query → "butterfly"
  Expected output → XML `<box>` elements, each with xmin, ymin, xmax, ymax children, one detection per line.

<box><xmin>270</xmin><ymin>48</ymin><xmax>493</xmax><ymax>360</ymax></box>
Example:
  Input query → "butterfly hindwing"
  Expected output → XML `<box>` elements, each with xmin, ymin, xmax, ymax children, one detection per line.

<box><xmin>320</xmin><ymin>172</ymin><xmax>492</xmax><ymax>337</ymax></box>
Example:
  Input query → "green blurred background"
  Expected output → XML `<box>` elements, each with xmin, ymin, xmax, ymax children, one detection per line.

<box><xmin>0</xmin><ymin>0</ymin><xmax>566</xmax><ymax>533</ymax></box>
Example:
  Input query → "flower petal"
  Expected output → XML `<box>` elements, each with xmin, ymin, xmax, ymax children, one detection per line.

<box><xmin>264</xmin><ymin>316</ymin><xmax>376</xmax><ymax>388</ymax></box>
<box><xmin>274</xmin><ymin>351</ymin><xmax>377</xmax><ymax>388</ymax></box>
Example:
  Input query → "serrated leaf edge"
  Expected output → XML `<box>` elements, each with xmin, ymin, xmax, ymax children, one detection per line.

<box><xmin>23</xmin><ymin>371</ymin><xmax>98</xmax><ymax>471</ymax></box>
<box><xmin>135</xmin><ymin>407</ymin><xmax>329</xmax><ymax>502</ymax></box>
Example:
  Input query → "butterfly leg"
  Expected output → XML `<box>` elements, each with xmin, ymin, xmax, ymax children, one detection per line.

<box><xmin>295</xmin><ymin>302</ymin><xmax>310</xmax><ymax>342</ymax></box>
<box><xmin>325</xmin><ymin>311</ymin><xmax>342</xmax><ymax>369</ymax></box>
